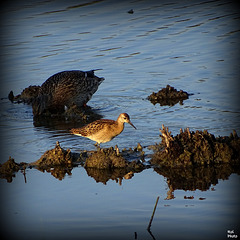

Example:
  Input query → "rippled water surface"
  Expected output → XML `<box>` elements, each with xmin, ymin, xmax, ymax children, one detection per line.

<box><xmin>0</xmin><ymin>1</ymin><xmax>240</xmax><ymax>239</ymax></box>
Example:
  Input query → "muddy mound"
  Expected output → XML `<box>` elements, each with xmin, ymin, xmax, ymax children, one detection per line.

<box><xmin>147</xmin><ymin>85</ymin><xmax>190</xmax><ymax>106</ymax></box>
<box><xmin>31</xmin><ymin>141</ymin><xmax>81</xmax><ymax>168</ymax></box>
<box><xmin>150</xmin><ymin>125</ymin><xmax>240</xmax><ymax>167</ymax></box>
<box><xmin>84</xmin><ymin>146</ymin><xmax>145</xmax><ymax>170</ymax></box>
<box><xmin>0</xmin><ymin>142</ymin><xmax>145</xmax><ymax>182</ymax></box>
<box><xmin>85</xmin><ymin>147</ymin><xmax>127</xmax><ymax>169</ymax></box>
<box><xmin>0</xmin><ymin>157</ymin><xmax>24</xmax><ymax>182</ymax></box>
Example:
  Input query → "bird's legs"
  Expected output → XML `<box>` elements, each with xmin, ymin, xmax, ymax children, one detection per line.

<box><xmin>94</xmin><ymin>142</ymin><xmax>101</xmax><ymax>150</ymax></box>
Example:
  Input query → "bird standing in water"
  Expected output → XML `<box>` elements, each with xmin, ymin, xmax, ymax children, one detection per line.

<box><xmin>70</xmin><ymin>113</ymin><xmax>136</xmax><ymax>146</ymax></box>
<box><xmin>32</xmin><ymin>69</ymin><xmax>104</xmax><ymax>116</ymax></box>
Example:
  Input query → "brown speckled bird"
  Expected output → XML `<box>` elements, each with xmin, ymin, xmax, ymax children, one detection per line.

<box><xmin>70</xmin><ymin>113</ymin><xmax>136</xmax><ymax>146</ymax></box>
<box><xmin>32</xmin><ymin>70</ymin><xmax>104</xmax><ymax>116</ymax></box>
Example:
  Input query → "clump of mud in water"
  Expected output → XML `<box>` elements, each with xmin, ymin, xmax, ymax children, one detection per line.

<box><xmin>0</xmin><ymin>157</ymin><xmax>23</xmax><ymax>182</ymax></box>
<box><xmin>147</xmin><ymin>84</ymin><xmax>190</xmax><ymax>106</ymax></box>
<box><xmin>85</xmin><ymin>146</ymin><xmax>145</xmax><ymax>170</ymax></box>
<box><xmin>85</xmin><ymin>147</ymin><xmax>127</xmax><ymax>169</ymax></box>
<box><xmin>150</xmin><ymin>125</ymin><xmax>240</xmax><ymax>167</ymax></box>
<box><xmin>0</xmin><ymin>142</ymin><xmax>145</xmax><ymax>182</ymax></box>
<box><xmin>31</xmin><ymin>141</ymin><xmax>80</xmax><ymax>168</ymax></box>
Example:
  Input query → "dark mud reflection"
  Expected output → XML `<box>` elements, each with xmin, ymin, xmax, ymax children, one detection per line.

<box><xmin>33</xmin><ymin>107</ymin><xmax>103</xmax><ymax>130</ymax></box>
<box><xmin>2</xmin><ymin>164</ymin><xmax>139</xmax><ymax>184</ymax></box>
<box><xmin>85</xmin><ymin>168</ymin><xmax>137</xmax><ymax>185</ymax></box>
<box><xmin>154</xmin><ymin>164</ymin><xmax>240</xmax><ymax>199</ymax></box>
<box><xmin>2</xmin><ymin>157</ymin><xmax>239</xmax><ymax>193</ymax></box>
<box><xmin>37</xmin><ymin>166</ymin><xmax>74</xmax><ymax>181</ymax></box>
<box><xmin>38</xmin><ymin>161</ymin><xmax>239</xmax><ymax>188</ymax></box>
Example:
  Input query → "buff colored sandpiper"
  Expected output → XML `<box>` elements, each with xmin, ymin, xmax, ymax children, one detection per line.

<box><xmin>70</xmin><ymin>113</ymin><xmax>136</xmax><ymax>146</ymax></box>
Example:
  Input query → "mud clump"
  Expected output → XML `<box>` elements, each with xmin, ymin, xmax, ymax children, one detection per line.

<box><xmin>0</xmin><ymin>142</ymin><xmax>145</xmax><ymax>182</ymax></box>
<box><xmin>147</xmin><ymin>85</ymin><xmax>190</xmax><ymax>106</ymax></box>
<box><xmin>85</xmin><ymin>147</ymin><xmax>128</xmax><ymax>169</ymax></box>
<box><xmin>0</xmin><ymin>142</ymin><xmax>84</xmax><ymax>182</ymax></box>
<box><xmin>150</xmin><ymin>125</ymin><xmax>240</xmax><ymax>167</ymax></box>
<box><xmin>84</xmin><ymin>146</ymin><xmax>145</xmax><ymax>170</ymax></box>
<box><xmin>31</xmin><ymin>141</ymin><xmax>80</xmax><ymax>169</ymax></box>
<box><xmin>0</xmin><ymin>157</ymin><xmax>21</xmax><ymax>182</ymax></box>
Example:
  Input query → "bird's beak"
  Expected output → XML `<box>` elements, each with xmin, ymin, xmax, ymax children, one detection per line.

<box><xmin>128</xmin><ymin>121</ymin><xmax>137</xmax><ymax>129</ymax></box>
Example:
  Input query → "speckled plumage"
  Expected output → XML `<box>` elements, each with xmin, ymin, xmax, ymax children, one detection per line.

<box><xmin>32</xmin><ymin>70</ymin><xmax>104</xmax><ymax>116</ymax></box>
<box><xmin>70</xmin><ymin>113</ymin><xmax>136</xmax><ymax>145</ymax></box>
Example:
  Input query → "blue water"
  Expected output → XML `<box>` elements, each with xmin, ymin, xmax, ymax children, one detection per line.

<box><xmin>0</xmin><ymin>1</ymin><xmax>239</xmax><ymax>239</ymax></box>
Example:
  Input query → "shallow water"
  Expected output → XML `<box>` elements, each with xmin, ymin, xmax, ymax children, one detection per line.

<box><xmin>0</xmin><ymin>0</ymin><xmax>240</xmax><ymax>239</ymax></box>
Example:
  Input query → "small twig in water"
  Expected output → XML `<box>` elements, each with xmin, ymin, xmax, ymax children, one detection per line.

<box><xmin>147</xmin><ymin>196</ymin><xmax>160</xmax><ymax>231</ymax></box>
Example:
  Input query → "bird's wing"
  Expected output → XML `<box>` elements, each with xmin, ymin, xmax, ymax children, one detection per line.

<box><xmin>70</xmin><ymin>119</ymin><xmax>115</xmax><ymax>137</ymax></box>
